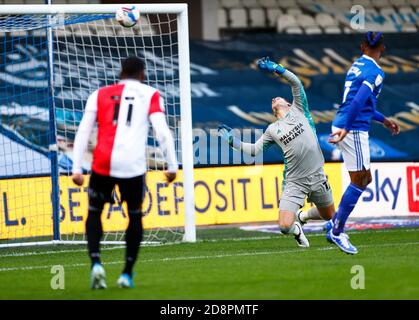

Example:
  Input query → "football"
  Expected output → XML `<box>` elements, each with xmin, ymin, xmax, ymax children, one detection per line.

<box><xmin>115</xmin><ymin>6</ymin><xmax>140</xmax><ymax>28</ymax></box>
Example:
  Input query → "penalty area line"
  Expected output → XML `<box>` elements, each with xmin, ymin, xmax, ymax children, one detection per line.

<box><xmin>0</xmin><ymin>241</ymin><xmax>418</xmax><ymax>273</ymax></box>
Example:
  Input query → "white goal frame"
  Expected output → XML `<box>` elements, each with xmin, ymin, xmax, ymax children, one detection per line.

<box><xmin>0</xmin><ymin>3</ymin><xmax>196</xmax><ymax>246</ymax></box>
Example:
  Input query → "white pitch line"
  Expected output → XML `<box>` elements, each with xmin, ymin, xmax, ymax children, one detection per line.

<box><xmin>239</xmin><ymin>227</ymin><xmax>419</xmax><ymax>238</ymax></box>
<box><xmin>301</xmin><ymin>228</ymin><xmax>419</xmax><ymax>238</ymax></box>
<box><xmin>0</xmin><ymin>228</ymin><xmax>418</xmax><ymax>259</ymax></box>
<box><xmin>0</xmin><ymin>236</ymin><xmax>279</xmax><ymax>259</ymax></box>
<box><xmin>0</xmin><ymin>241</ymin><xmax>418</xmax><ymax>273</ymax></box>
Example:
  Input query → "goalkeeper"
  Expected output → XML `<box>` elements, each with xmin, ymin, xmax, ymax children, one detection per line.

<box><xmin>219</xmin><ymin>57</ymin><xmax>335</xmax><ymax>247</ymax></box>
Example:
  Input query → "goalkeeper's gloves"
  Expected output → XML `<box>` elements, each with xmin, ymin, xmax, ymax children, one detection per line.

<box><xmin>218</xmin><ymin>124</ymin><xmax>241</xmax><ymax>150</ymax></box>
<box><xmin>257</xmin><ymin>57</ymin><xmax>286</xmax><ymax>75</ymax></box>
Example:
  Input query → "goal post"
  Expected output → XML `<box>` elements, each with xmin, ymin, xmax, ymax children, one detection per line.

<box><xmin>0</xmin><ymin>4</ymin><xmax>196</xmax><ymax>247</ymax></box>
<box><xmin>176</xmin><ymin>8</ymin><xmax>196</xmax><ymax>243</ymax></box>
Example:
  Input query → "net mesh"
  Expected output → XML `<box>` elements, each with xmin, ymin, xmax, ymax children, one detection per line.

<box><xmin>0</xmin><ymin>12</ymin><xmax>186</xmax><ymax>246</ymax></box>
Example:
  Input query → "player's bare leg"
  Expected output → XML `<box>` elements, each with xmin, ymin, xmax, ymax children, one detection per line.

<box><xmin>279</xmin><ymin>210</ymin><xmax>309</xmax><ymax>248</ymax></box>
<box><xmin>349</xmin><ymin>169</ymin><xmax>372</xmax><ymax>189</ymax></box>
<box><xmin>317</xmin><ymin>204</ymin><xmax>335</xmax><ymax>220</ymax></box>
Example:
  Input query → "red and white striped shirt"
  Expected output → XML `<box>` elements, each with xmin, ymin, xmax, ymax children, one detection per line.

<box><xmin>72</xmin><ymin>79</ymin><xmax>178</xmax><ymax>178</ymax></box>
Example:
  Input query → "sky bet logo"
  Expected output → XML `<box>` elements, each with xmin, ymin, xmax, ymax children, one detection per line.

<box><xmin>361</xmin><ymin>169</ymin><xmax>401</xmax><ymax>210</ymax></box>
<box><xmin>407</xmin><ymin>166</ymin><xmax>419</xmax><ymax>212</ymax></box>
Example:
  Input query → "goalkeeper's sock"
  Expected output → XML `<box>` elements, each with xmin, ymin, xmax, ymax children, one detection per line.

<box><xmin>300</xmin><ymin>207</ymin><xmax>322</xmax><ymax>222</ymax></box>
<box><xmin>123</xmin><ymin>211</ymin><xmax>143</xmax><ymax>277</ymax></box>
<box><xmin>86</xmin><ymin>209</ymin><xmax>103</xmax><ymax>267</ymax></box>
<box><xmin>332</xmin><ymin>183</ymin><xmax>364</xmax><ymax>236</ymax></box>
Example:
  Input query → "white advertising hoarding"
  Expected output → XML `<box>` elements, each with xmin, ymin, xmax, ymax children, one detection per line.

<box><xmin>341</xmin><ymin>162</ymin><xmax>419</xmax><ymax>217</ymax></box>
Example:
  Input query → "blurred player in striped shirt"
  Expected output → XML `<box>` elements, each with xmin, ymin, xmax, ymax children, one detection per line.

<box><xmin>72</xmin><ymin>56</ymin><xmax>178</xmax><ymax>289</ymax></box>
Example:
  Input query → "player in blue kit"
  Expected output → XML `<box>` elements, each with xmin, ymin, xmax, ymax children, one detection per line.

<box><xmin>327</xmin><ymin>32</ymin><xmax>400</xmax><ymax>254</ymax></box>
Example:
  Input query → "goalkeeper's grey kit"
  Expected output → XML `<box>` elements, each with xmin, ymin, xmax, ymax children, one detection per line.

<box><xmin>240</xmin><ymin>70</ymin><xmax>333</xmax><ymax>212</ymax></box>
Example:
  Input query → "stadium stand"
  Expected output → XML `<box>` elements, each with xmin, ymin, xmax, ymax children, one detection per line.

<box><xmin>229</xmin><ymin>7</ymin><xmax>248</xmax><ymax>28</ymax></box>
<box><xmin>277</xmin><ymin>14</ymin><xmax>302</xmax><ymax>33</ymax></box>
<box><xmin>260</xmin><ymin>0</ymin><xmax>278</xmax><ymax>8</ymax></box>
<box><xmin>249</xmin><ymin>7</ymin><xmax>266</xmax><ymax>27</ymax></box>
<box><xmin>315</xmin><ymin>13</ymin><xmax>341</xmax><ymax>34</ymax></box>
<box><xmin>217</xmin><ymin>0</ymin><xmax>419</xmax><ymax>34</ymax></box>
<box><xmin>218</xmin><ymin>7</ymin><xmax>229</xmax><ymax>28</ymax></box>
<box><xmin>266</xmin><ymin>8</ymin><xmax>283</xmax><ymax>27</ymax></box>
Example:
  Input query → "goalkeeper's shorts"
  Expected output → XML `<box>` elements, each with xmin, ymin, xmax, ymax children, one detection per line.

<box><xmin>332</xmin><ymin>126</ymin><xmax>370</xmax><ymax>172</ymax></box>
<box><xmin>279</xmin><ymin>167</ymin><xmax>333</xmax><ymax>213</ymax></box>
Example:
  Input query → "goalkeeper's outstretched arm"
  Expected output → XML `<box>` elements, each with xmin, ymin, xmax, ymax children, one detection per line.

<box><xmin>281</xmin><ymin>70</ymin><xmax>308</xmax><ymax>110</ymax></box>
<box><xmin>218</xmin><ymin>124</ymin><xmax>274</xmax><ymax>156</ymax></box>
<box><xmin>258</xmin><ymin>57</ymin><xmax>315</xmax><ymax>131</ymax></box>
<box><xmin>257</xmin><ymin>57</ymin><xmax>308</xmax><ymax>109</ymax></box>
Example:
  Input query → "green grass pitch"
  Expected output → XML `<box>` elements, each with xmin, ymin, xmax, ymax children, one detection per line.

<box><xmin>0</xmin><ymin>227</ymin><xmax>418</xmax><ymax>299</ymax></box>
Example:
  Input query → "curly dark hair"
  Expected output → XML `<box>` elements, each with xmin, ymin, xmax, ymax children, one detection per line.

<box><xmin>362</xmin><ymin>31</ymin><xmax>384</xmax><ymax>49</ymax></box>
<box><xmin>121</xmin><ymin>56</ymin><xmax>145</xmax><ymax>78</ymax></box>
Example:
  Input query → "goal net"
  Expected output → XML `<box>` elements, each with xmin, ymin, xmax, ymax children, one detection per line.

<box><xmin>0</xmin><ymin>4</ymin><xmax>195</xmax><ymax>247</ymax></box>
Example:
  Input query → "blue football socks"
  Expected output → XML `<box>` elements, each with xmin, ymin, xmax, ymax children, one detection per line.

<box><xmin>332</xmin><ymin>183</ymin><xmax>365</xmax><ymax>236</ymax></box>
